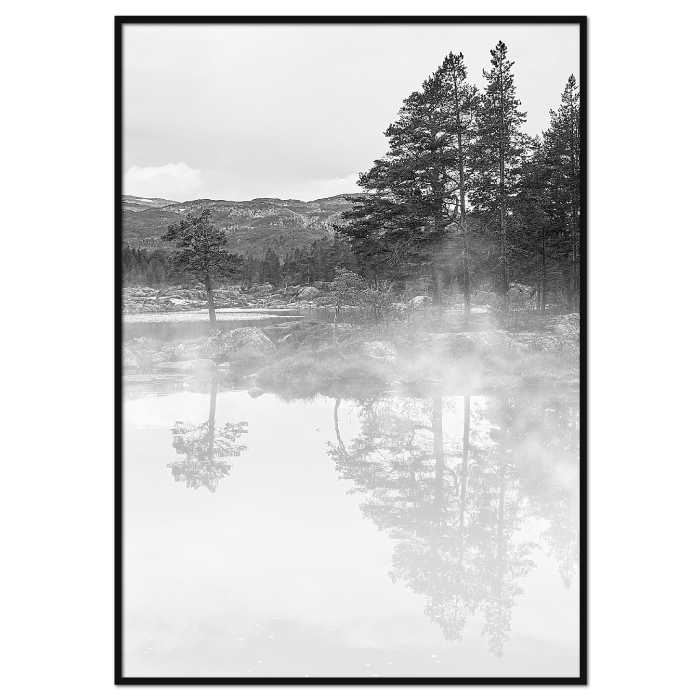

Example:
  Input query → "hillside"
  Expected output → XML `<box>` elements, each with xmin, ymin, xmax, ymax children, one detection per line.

<box><xmin>122</xmin><ymin>194</ymin><xmax>357</xmax><ymax>259</ymax></box>
<box><xmin>122</xmin><ymin>195</ymin><xmax>181</xmax><ymax>212</ymax></box>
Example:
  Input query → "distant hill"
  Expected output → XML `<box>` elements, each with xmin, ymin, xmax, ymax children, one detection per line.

<box><xmin>122</xmin><ymin>195</ymin><xmax>181</xmax><ymax>212</ymax></box>
<box><xmin>121</xmin><ymin>194</ymin><xmax>358</xmax><ymax>259</ymax></box>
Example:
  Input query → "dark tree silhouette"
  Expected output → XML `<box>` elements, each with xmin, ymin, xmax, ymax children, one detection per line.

<box><xmin>161</xmin><ymin>208</ymin><xmax>239</xmax><ymax>329</ymax></box>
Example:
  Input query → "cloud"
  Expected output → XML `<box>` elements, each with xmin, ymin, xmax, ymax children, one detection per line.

<box><xmin>123</xmin><ymin>162</ymin><xmax>204</xmax><ymax>201</ymax></box>
<box><xmin>269</xmin><ymin>173</ymin><xmax>362</xmax><ymax>202</ymax></box>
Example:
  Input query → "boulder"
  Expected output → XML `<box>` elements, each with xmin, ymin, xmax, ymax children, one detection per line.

<box><xmin>247</xmin><ymin>387</ymin><xmax>265</xmax><ymax>398</ymax></box>
<box><xmin>410</xmin><ymin>295</ymin><xmax>432</xmax><ymax>308</ymax></box>
<box><xmin>298</xmin><ymin>286</ymin><xmax>321</xmax><ymax>300</ymax></box>
<box><xmin>173</xmin><ymin>343</ymin><xmax>201</xmax><ymax>361</ymax></box>
<box><xmin>200</xmin><ymin>327</ymin><xmax>276</xmax><ymax>361</ymax></box>
<box><xmin>276</xmin><ymin>322</ymin><xmax>353</xmax><ymax>347</ymax></box>
<box><xmin>421</xmin><ymin>330</ymin><xmax>521</xmax><ymax>356</ymax></box>
<box><xmin>262</xmin><ymin>321</ymin><xmax>319</xmax><ymax>343</ymax></box>
<box><xmin>361</xmin><ymin>341</ymin><xmax>398</xmax><ymax>365</ymax></box>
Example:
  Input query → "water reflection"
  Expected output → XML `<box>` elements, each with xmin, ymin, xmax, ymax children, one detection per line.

<box><xmin>166</xmin><ymin>380</ymin><xmax>248</xmax><ymax>493</ymax></box>
<box><xmin>327</xmin><ymin>392</ymin><xmax>579</xmax><ymax>657</ymax></box>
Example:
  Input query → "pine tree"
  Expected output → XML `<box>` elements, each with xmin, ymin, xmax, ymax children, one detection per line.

<box><xmin>541</xmin><ymin>75</ymin><xmax>581</xmax><ymax>309</ymax></box>
<box><xmin>341</xmin><ymin>72</ymin><xmax>459</xmax><ymax>299</ymax></box>
<box><xmin>431</xmin><ymin>52</ymin><xmax>480</xmax><ymax>311</ymax></box>
<box><xmin>161</xmin><ymin>208</ymin><xmax>238</xmax><ymax>329</ymax></box>
<box><xmin>471</xmin><ymin>41</ymin><xmax>528</xmax><ymax>300</ymax></box>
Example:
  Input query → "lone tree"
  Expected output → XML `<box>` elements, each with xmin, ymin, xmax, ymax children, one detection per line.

<box><xmin>161</xmin><ymin>208</ymin><xmax>236</xmax><ymax>328</ymax></box>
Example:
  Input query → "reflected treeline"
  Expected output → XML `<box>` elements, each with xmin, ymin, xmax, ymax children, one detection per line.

<box><xmin>166</xmin><ymin>379</ymin><xmax>248</xmax><ymax>493</ymax></box>
<box><xmin>327</xmin><ymin>391</ymin><xmax>579</xmax><ymax>657</ymax></box>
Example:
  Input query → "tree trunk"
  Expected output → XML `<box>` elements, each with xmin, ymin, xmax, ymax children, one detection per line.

<box><xmin>451</xmin><ymin>69</ymin><xmax>471</xmax><ymax>317</ymax></box>
<box><xmin>562</xmin><ymin>259</ymin><xmax>574</xmax><ymax>309</ymax></box>
<box><xmin>205</xmin><ymin>275</ymin><xmax>217</xmax><ymax>331</ymax></box>
<box><xmin>333</xmin><ymin>296</ymin><xmax>340</xmax><ymax>346</ymax></box>
<box><xmin>333</xmin><ymin>397</ymin><xmax>346</xmax><ymax>456</ymax></box>
<box><xmin>541</xmin><ymin>230</ymin><xmax>547</xmax><ymax>314</ymax></box>
<box><xmin>431</xmin><ymin>263</ymin><xmax>442</xmax><ymax>307</ymax></box>
<box><xmin>463</xmin><ymin>239</ymin><xmax>471</xmax><ymax>315</ymax></box>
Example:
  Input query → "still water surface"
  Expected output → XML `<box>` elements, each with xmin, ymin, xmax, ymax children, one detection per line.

<box><xmin>123</xmin><ymin>308</ymin><xmax>346</xmax><ymax>342</ymax></box>
<box><xmin>123</xmin><ymin>382</ymin><xmax>580</xmax><ymax>678</ymax></box>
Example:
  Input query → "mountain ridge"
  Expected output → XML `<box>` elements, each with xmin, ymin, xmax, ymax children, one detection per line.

<box><xmin>121</xmin><ymin>194</ymin><xmax>359</xmax><ymax>259</ymax></box>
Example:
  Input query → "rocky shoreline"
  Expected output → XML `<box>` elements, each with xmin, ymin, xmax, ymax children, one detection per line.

<box><xmin>123</xmin><ymin>313</ymin><xmax>580</xmax><ymax>395</ymax></box>
<box><xmin>122</xmin><ymin>282</ymin><xmax>332</xmax><ymax>315</ymax></box>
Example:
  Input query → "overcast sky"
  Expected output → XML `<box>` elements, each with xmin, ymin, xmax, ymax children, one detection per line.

<box><xmin>123</xmin><ymin>22</ymin><xmax>579</xmax><ymax>203</ymax></box>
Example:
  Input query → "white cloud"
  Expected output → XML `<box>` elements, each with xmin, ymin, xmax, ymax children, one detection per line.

<box><xmin>123</xmin><ymin>162</ymin><xmax>204</xmax><ymax>201</ymax></box>
<box><xmin>272</xmin><ymin>174</ymin><xmax>362</xmax><ymax>202</ymax></box>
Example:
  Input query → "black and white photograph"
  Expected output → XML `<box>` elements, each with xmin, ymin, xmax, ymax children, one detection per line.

<box><xmin>117</xmin><ymin>16</ymin><xmax>584</xmax><ymax>683</ymax></box>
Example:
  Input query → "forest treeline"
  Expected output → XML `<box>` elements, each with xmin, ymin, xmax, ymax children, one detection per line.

<box><xmin>123</xmin><ymin>42</ymin><xmax>580</xmax><ymax>311</ymax></box>
<box><xmin>122</xmin><ymin>234</ymin><xmax>355</xmax><ymax>287</ymax></box>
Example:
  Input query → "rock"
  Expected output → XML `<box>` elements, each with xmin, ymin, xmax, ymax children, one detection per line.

<box><xmin>298</xmin><ymin>286</ymin><xmax>321</xmax><ymax>300</ymax></box>
<box><xmin>123</xmin><ymin>347</ymin><xmax>139</xmax><ymax>369</ymax></box>
<box><xmin>217</xmin><ymin>362</ymin><xmax>231</xmax><ymax>369</ymax></box>
<box><xmin>173</xmin><ymin>343</ymin><xmax>201</xmax><ymax>361</ymax></box>
<box><xmin>247</xmin><ymin>387</ymin><xmax>265</xmax><ymax>398</ymax></box>
<box><xmin>361</xmin><ymin>341</ymin><xmax>398</xmax><ymax>365</ymax></box>
<box><xmin>421</xmin><ymin>330</ymin><xmax>520</xmax><ymax>356</ymax></box>
<box><xmin>262</xmin><ymin>321</ymin><xmax>319</xmax><ymax>342</ymax></box>
<box><xmin>200</xmin><ymin>327</ymin><xmax>276</xmax><ymax>361</ymax></box>
<box><xmin>277</xmin><ymin>322</ymin><xmax>353</xmax><ymax>347</ymax></box>
<box><xmin>421</xmin><ymin>320</ymin><xmax>580</xmax><ymax>356</ymax></box>
<box><xmin>410</xmin><ymin>295</ymin><xmax>432</xmax><ymax>308</ymax></box>
<box><xmin>154</xmin><ymin>361</ymin><xmax>194</xmax><ymax>372</ymax></box>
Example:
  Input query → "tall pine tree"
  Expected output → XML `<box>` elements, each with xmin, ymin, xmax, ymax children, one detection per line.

<box><xmin>341</xmin><ymin>71</ymin><xmax>458</xmax><ymax>300</ymax></box>
<box><xmin>471</xmin><ymin>41</ymin><xmax>528</xmax><ymax>300</ymax></box>
<box><xmin>431</xmin><ymin>52</ymin><xmax>480</xmax><ymax>311</ymax></box>
<box><xmin>541</xmin><ymin>75</ymin><xmax>581</xmax><ymax>309</ymax></box>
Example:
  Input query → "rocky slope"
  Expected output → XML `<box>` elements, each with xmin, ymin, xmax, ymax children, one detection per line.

<box><xmin>122</xmin><ymin>194</ymin><xmax>357</xmax><ymax>258</ymax></box>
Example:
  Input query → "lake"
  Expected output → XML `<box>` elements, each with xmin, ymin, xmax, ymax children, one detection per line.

<box><xmin>123</xmin><ymin>308</ymin><xmax>350</xmax><ymax>342</ymax></box>
<box><xmin>123</xmin><ymin>381</ymin><xmax>580</xmax><ymax>678</ymax></box>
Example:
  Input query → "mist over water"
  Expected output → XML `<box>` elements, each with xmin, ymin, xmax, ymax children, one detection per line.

<box><xmin>123</xmin><ymin>378</ymin><xmax>579</xmax><ymax>678</ymax></box>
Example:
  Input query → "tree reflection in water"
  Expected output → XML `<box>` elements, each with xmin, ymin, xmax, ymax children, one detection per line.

<box><xmin>166</xmin><ymin>379</ymin><xmax>248</xmax><ymax>493</ymax></box>
<box><xmin>328</xmin><ymin>391</ymin><xmax>579</xmax><ymax>657</ymax></box>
